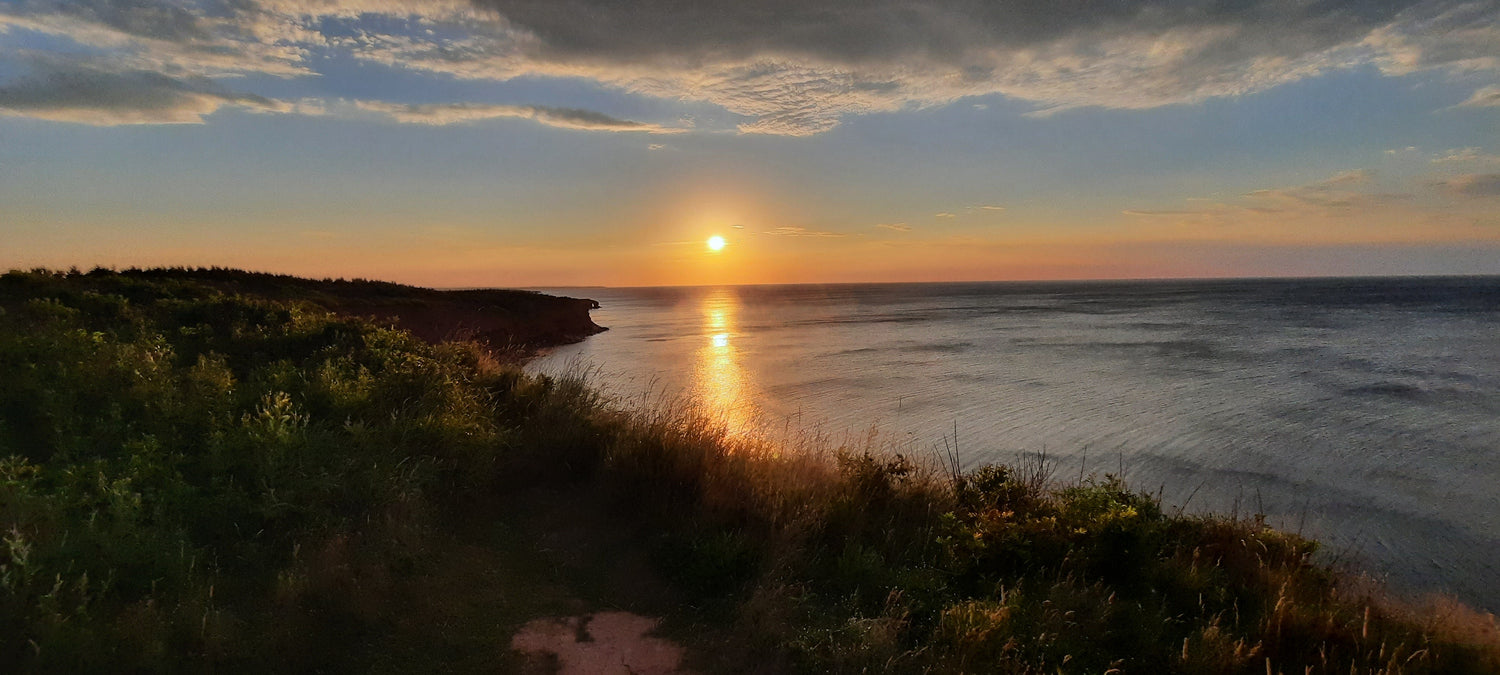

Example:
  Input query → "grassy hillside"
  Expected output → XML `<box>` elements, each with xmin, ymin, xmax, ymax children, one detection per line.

<box><xmin>0</xmin><ymin>268</ymin><xmax>1495</xmax><ymax>673</ymax></box>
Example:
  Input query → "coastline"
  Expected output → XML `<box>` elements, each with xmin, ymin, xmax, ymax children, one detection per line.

<box><xmin>6</xmin><ymin>266</ymin><xmax>609</xmax><ymax>352</ymax></box>
<box><xmin>0</xmin><ymin>267</ymin><xmax>1495</xmax><ymax>673</ymax></box>
<box><xmin>528</xmin><ymin>279</ymin><xmax>1500</xmax><ymax>614</ymax></box>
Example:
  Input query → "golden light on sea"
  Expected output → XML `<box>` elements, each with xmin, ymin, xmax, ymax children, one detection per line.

<box><xmin>707</xmin><ymin>235</ymin><xmax>726</xmax><ymax>251</ymax></box>
<box><xmin>694</xmin><ymin>288</ymin><xmax>752</xmax><ymax>435</ymax></box>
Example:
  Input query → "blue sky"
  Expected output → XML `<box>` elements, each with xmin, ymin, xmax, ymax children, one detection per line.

<box><xmin>2</xmin><ymin>0</ymin><xmax>1497</xmax><ymax>286</ymax></box>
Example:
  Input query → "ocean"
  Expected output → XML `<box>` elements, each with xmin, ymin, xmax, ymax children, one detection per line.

<box><xmin>529</xmin><ymin>277</ymin><xmax>1500</xmax><ymax>611</ymax></box>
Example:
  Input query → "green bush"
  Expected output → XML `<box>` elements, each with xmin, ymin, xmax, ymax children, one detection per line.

<box><xmin>0</xmin><ymin>271</ymin><xmax>525</xmax><ymax>669</ymax></box>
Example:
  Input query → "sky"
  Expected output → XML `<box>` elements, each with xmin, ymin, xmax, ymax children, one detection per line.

<box><xmin>1</xmin><ymin>0</ymin><xmax>1498</xmax><ymax>287</ymax></box>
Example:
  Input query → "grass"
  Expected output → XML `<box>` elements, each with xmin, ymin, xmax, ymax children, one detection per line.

<box><xmin>0</xmin><ymin>267</ymin><xmax>1496</xmax><ymax>673</ymax></box>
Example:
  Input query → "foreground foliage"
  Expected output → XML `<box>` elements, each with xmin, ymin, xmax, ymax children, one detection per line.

<box><xmin>0</xmin><ymin>268</ymin><xmax>1495</xmax><ymax>673</ymax></box>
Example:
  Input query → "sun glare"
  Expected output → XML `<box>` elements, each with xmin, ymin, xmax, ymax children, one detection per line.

<box><xmin>707</xmin><ymin>235</ymin><xmax>726</xmax><ymax>251</ymax></box>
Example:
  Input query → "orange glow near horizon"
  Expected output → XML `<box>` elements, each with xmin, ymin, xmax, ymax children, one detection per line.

<box><xmin>20</xmin><ymin>228</ymin><xmax>1497</xmax><ymax>288</ymax></box>
<box><xmin>8</xmin><ymin>193</ymin><xmax>1498</xmax><ymax>288</ymax></box>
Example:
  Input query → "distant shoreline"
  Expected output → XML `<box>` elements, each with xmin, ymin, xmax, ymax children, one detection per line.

<box><xmin>12</xmin><ymin>266</ymin><xmax>609</xmax><ymax>354</ymax></box>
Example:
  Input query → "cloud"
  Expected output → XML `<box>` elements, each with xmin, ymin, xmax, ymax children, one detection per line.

<box><xmin>934</xmin><ymin>212</ymin><xmax>956</xmax><ymax>218</ymax></box>
<box><xmin>0</xmin><ymin>52</ymin><xmax>667</xmax><ymax>130</ymax></box>
<box><xmin>977</xmin><ymin>205</ymin><xmax>1006</xmax><ymax>211</ymax></box>
<box><xmin>0</xmin><ymin>0</ymin><xmax>314</xmax><ymax>77</ymax></box>
<box><xmin>875</xmin><ymin>222</ymin><xmax>911</xmax><ymax>231</ymax></box>
<box><xmin>1123</xmin><ymin>169</ymin><xmax>1412</xmax><ymax>223</ymax></box>
<box><xmin>1457</xmin><ymin>85</ymin><xmax>1500</xmax><ymax>107</ymax></box>
<box><xmin>1242</xmin><ymin>169</ymin><xmax>1412</xmax><ymax>209</ymax></box>
<box><xmin>353</xmin><ymin>100</ymin><xmax>684</xmax><ymax>132</ymax></box>
<box><xmin>763</xmin><ymin>226</ymin><xmax>843</xmax><ymax>237</ymax></box>
<box><xmin>445</xmin><ymin>0</ymin><xmax>1500</xmax><ymax>133</ymax></box>
<box><xmin>1433</xmin><ymin>147</ymin><xmax>1500</xmax><ymax>163</ymax></box>
<box><xmin>1123</xmin><ymin>209</ymin><xmax>1206</xmax><ymax>217</ymax></box>
<box><xmin>1433</xmin><ymin>173</ymin><xmax>1500</xmax><ymax>197</ymax></box>
<box><xmin>0</xmin><ymin>61</ymin><xmax>291</xmax><ymax>125</ymax></box>
<box><xmin>1</xmin><ymin>0</ymin><xmax>1497</xmax><ymax>134</ymax></box>
<box><xmin>1119</xmin><ymin>168</ymin><xmax>1498</xmax><ymax>244</ymax></box>
<box><xmin>1321</xmin><ymin>169</ymin><xmax>1375</xmax><ymax>186</ymax></box>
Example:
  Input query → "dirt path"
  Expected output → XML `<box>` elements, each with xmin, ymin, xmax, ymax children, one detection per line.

<box><xmin>512</xmin><ymin>611</ymin><xmax>688</xmax><ymax>674</ymax></box>
<box><xmin>360</xmin><ymin>487</ymin><xmax>701</xmax><ymax>674</ymax></box>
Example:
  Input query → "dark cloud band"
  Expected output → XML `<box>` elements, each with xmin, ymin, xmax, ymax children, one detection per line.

<box><xmin>0</xmin><ymin>61</ymin><xmax>288</xmax><ymax>124</ymax></box>
<box><xmin>0</xmin><ymin>0</ymin><xmax>1495</xmax><ymax>132</ymax></box>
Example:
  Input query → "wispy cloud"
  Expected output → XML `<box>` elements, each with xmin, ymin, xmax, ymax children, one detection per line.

<box><xmin>1122</xmin><ymin>209</ymin><xmax>1205</xmax><ymax>217</ymax></box>
<box><xmin>934</xmin><ymin>212</ymin><xmax>956</xmax><ymax>218</ymax></box>
<box><xmin>1433</xmin><ymin>147</ymin><xmax>1500</xmax><ymax>164</ymax></box>
<box><xmin>1432</xmin><ymin>173</ymin><xmax>1500</xmax><ymax>197</ymax></box>
<box><xmin>763</xmin><ymin>226</ymin><xmax>844</xmax><ymax>237</ymax></box>
<box><xmin>1243</xmin><ymin>170</ymin><xmax>1411</xmax><ymax>209</ymax></box>
<box><xmin>1322</xmin><ymin>169</ymin><xmax>1374</xmax><ymax>186</ymax></box>
<box><xmin>875</xmin><ymin>222</ymin><xmax>911</xmax><ymax>231</ymax></box>
<box><xmin>1456</xmin><ymin>85</ymin><xmax>1500</xmax><ymax>108</ymax></box>
<box><xmin>977</xmin><ymin>205</ymin><xmax>1006</xmax><ymax>211</ymax></box>
<box><xmin>354</xmin><ymin>100</ymin><xmax>685</xmax><ymax>133</ymax></box>
<box><xmin>1115</xmin><ymin>168</ymin><xmax>1497</xmax><ymax>244</ymax></box>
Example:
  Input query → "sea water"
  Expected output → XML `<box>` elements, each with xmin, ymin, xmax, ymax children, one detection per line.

<box><xmin>529</xmin><ymin>278</ymin><xmax>1500</xmax><ymax>611</ymax></box>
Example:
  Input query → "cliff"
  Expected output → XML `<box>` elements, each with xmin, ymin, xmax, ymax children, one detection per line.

<box><xmin>4</xmin><ymin>267</ymin><xmax>606</xmax><ymax>350</ymax></box>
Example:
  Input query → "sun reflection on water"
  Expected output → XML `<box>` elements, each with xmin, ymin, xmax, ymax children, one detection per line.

<box><xmin>693</xmin><ymin>288</ymin><xmax>753</xmax><ymax>435</ymax></box>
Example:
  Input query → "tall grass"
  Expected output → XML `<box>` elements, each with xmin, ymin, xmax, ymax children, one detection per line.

<box><xmin>555</xmin><ymin>399</ymin><xmax>1500</xmax><ymax>673</ymax></box>
<box><xmin>0</xmin><ymin>268</ymin><xmax>1496</xmax><ymax>673</ymax></box>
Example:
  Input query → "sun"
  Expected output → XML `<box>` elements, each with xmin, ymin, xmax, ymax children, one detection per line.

<box><xmin>707</xmin><ymin>235</ymin><xmax>726</xmax><ymax>251</ymax></box>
